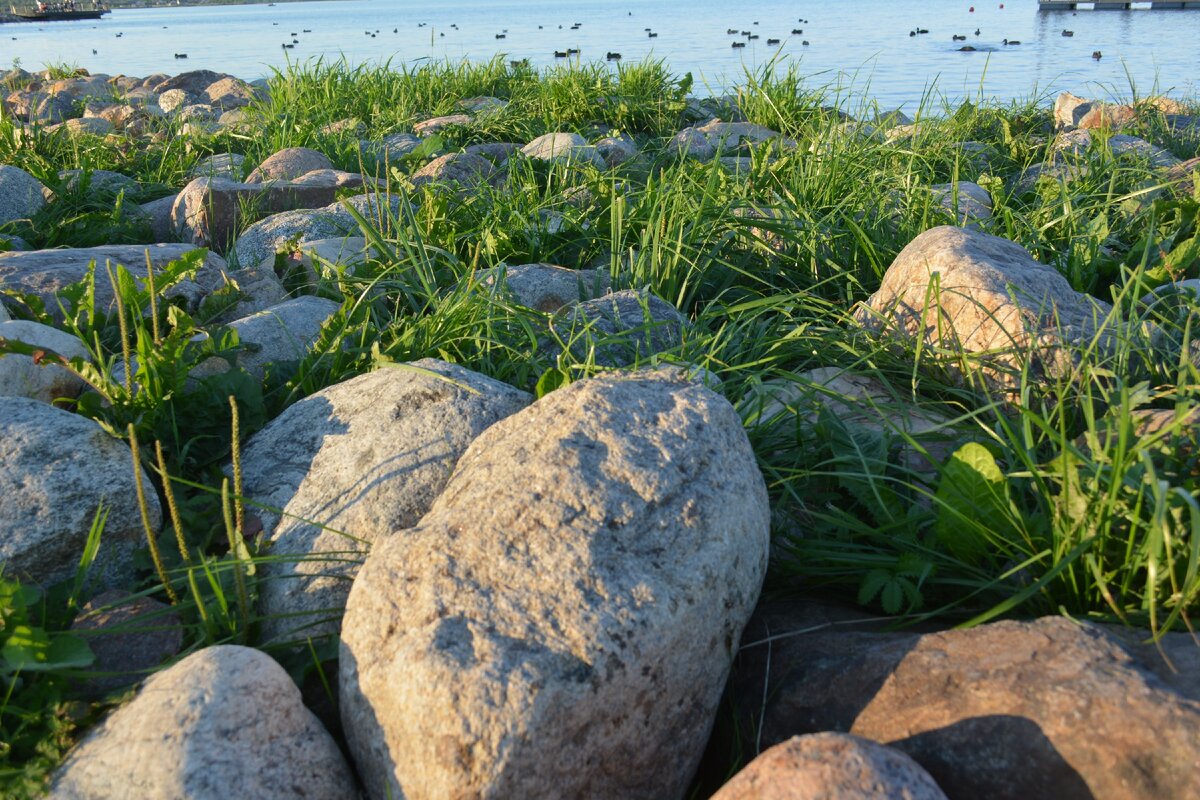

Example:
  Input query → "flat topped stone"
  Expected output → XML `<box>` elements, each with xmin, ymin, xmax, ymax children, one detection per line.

<box><xmin>246</xmin><ymin>147</ymin><xmax>335</xmax><ymax>183</ymax></box>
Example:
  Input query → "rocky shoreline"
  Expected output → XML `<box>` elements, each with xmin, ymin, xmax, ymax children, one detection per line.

<box><xmin>2</xmin><ymin>64</ymin><xmax>1200</xmax><ymax>798</ymax></box>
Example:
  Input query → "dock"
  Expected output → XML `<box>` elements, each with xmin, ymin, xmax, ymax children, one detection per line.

<box><xmin>1039</xmin><ymin>0</ymin><xmax>1200</xmax><ymax>9</ymax></box>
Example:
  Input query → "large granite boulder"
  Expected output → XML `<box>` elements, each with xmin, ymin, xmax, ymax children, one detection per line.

<box><xmin>0</xmin><ymin>164</ymin><xmax>47</xmax><ymax>225</ymax></box>
<box><xmin>0</xmin><ymin>244</ymin><xmax>229</xmax><ymax>322</ymax></box>
<box><xmin>242</xmin><ymin>360</ymin><xmax>532</xmax><ymax>643</ymax></box>
<box><xmin>410</xmin><ymin>152</ymin><xmax>496</xmax><ymax>191</ymax></box>
<box><xmin>732</xmin><ymin>613</ymin><xmax>1200</xmax><ymax>800</ymax></box>
<box><xmin>340</xmin><ymin>369</ymin><xmax>770</xmax><ymax>799</ymax></box>
<box><xmin>171</xmin><ymin>176</ymin><xmax>340</xmax><ymax>253</ymax></box>
<box><xmin>246</xmin><ymin>147</ymin><xmax>335</xmax><ymax>184</ymax></box>
<box><xmin>1053</xmin><ymin>92</ymin><xmax>1136</xmax><ymax>130</ymax></box>
<box><xmin>548</xmin><ymin>288</ymin><xmax>688</xmax><ymax>367</ymax></box>
<box><xmin>476</xmin><ymin>262</ymin><xmax>611</xmax><ymax>312</ymax></box>
<box><xmin>711</xmin><ymin>733</ymin><xmax>948</xmax><ymax>800</ymax></box>
<box><xmin>232</xmin><ymin>193</ymin><xmax>403</xmax><ymax>268</ymax></box>
<box><xmin>520</xmin><ymin>132</ymin><xmax>605</xmax><ymax>167</ymax></box>
<box><xmin>854</xmin><ymin>226</ymin><xmax>1111</xmax><ymax>392</ymax></box>
<box><xmin>0</xmin><ymin>319</ymin><xmax>90</xmax><ymax>403</ymax></box>
<box><xmin>0</xmin><ymin>397</ymin><xmax>160</xmax><ymax>589</ymax></box>
<box><xmin>47</xmin><ymin>646</ymin><xmax>357</xmax><ymax>799</ymax></box>
<box><xmin>671</xmin><ymin>120</ymin><xmax>783</xmax><ymax>160</ymax></box>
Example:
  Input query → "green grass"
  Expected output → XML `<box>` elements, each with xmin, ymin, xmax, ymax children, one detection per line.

<box><xmin>1</xmin><ymin>56</ymin><xmax>1199</xmax><ymax>796</ymax></box>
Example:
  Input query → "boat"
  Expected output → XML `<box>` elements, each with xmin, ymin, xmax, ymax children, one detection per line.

<box><xmin>8</xmin><ymin>1</ymin><xmax>110</xmax><ymax>21</ymax></box>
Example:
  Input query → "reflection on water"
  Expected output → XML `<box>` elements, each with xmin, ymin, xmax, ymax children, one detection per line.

<box><xmin>2</xmin><ymin>0</ymin><xmax>1197</xmax><ymax>108</ymax></box>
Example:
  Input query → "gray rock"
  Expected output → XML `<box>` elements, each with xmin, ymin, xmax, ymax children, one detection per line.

<box><xmin>33</xmin><ymin>92</ymin><xmax>78</xmax><ymax>124</ymax></box>
<box><xmin>0</xmin><ymin>319</ymin><xmax>91</xmax><ymax>403</ymax></box>
<box><xmin>320</xmin><ymin>117</ymin><xmax>365</xmax><ymax>137</ymax></box>
<box><xmin>340</xmin><ymin>369</ymin><xmax>770</xmax><ymax>800</ymax></box>
<box><xmin>189</xmin><ymin>153</ymin><xmax>246</xmax><ymax>180</ymax></box>
<box><xmin>0</xmin><ymin>164</ymin><xmax>46</xmax><ymax>225</ymax></box>
<box><xmin>731</xmin><ymin>614</ymin><xmax>1200</xmax><ymax>800</ymax></box>
<box><xmin>520</xmin><ymin>132</ymin><xmax>605</xmax><ymax>167</ymax></box>
<box><xmin>290</xmin><ymin>168</ymin><xmax>370</xmax><ymax>191</ymax></box>
<box><xmin>134</xmin><ymin>194</ymin><xmax>177</xmax><ymax>242</ymax></box>
<box><xmin>46</xmin><ymin>117</ymin><xmax>113</xmax><ymax>137</ymax></box>
<box><xmin>671</xmin><ymin>120</ymin><xmax>782</xmax><ymax>160</ymax></box>
<box><xmin>265</xmin><ymin>235</ymin><xmax>376</xmax><ymax>286</ymax></box>
<box><xmin>156</xmin><ymin>88</ymin><xmax>195</xmax><ymax>114</ymax></box>
<box><xmin>854</xmin><ymin>226</ymin><xmax>1111</xmax><ymax>393</ymax></box>
<box><xmin>48</xmin><ymin>645</ymin><xmax>358</xmax><ymax>800</ymax></box>
<box><xmin>243</xmin><ymin>361</ymin><xmax>532</xmax><ymax>643</ymax></box>
<box><xmin>595</xmin><ymin>134</ymin><xmax>639</xmax><ymax>167</ymax></box>
<box><xmin>478</xmin><ymin>262</ymin><xmax>611</xmax><ymax>312</ymax></box>
<box><xmin>212</xmin><ymin>263</ymin><xmax>288</xmax><ymax>321</ymax></box>
<box><xmin>412</xmin><ymin>113</ymin><xmax>471</xmax><ymax>136</ymax></box>
<box><xmin>410</xmin><ymin>152</ymin><xmax>496</xmax><ymax>191</ymax></box>
<box><xmin>0</xmin><ymin>234</ymin><xmax>30</xmax><ymax>252</ymax></box>
<box><xmin>464</xmin><ymin>141</ymin><xmax>521</xmax><ymax>164</ymax></box>
<box><xmin>1054</xmin><ymin>129</ymin><xmax>1181</xmax><ymax>169</ymax></box>
<box><xmin>203</xmin><ymin>76</ymin><xmax>257</xmax><ymax>109</ymax></box>
<box><xmin>246</xmin><ymin>147</ymin><xmax>335</xmax><ymax>184</ymax></box>
<box><xmin>70</xmin><ymin>589</ymin><xmax>184</xmax><ymax>697</ymax></box>
<box><xmin>219</xmin><ymin>295</ymin><xmax>341</xmax><ymax>378</ymax></box>
<box><xmin>930</xmin><ymin>180</ymin><xmax>993</xmax><ymax>225</ymax></box>
<box><xmin>0</xmin><ymin>244</ymin><xmax>229</xmax><ymax>323</ymax></box>
<box><xmin>549</xmin><ymin>288</ymin><xmax>688</xmax><ymax>367</ymax></box>
<box><xmin>155</xmin><ymin>70</ymin><xmax>226</xmax><ymax>97</ymax></box>
<box><xmin>171</xmin><ymin>176</ymin><xmax>340</xmax><ymax>253</ymax></box>
<box><xmin>232</xmin><ymin>192</ymin><xmax>404</xmax><ymax>268</ymax></box>
<box><xmin>458</xmin><ymin>95</ymin><xmax>507</xmax><ymax>113</ymax></box>
<box><xmin>711</xmin><ymin>733</ymin><xmax>947</xmax><ymax>800</ymax></box>
<box><xmin>0</xmin><ymin>397</ymin><xmax>160</xmax><ymax>589</ymax></box>
<box><xmin>363</xmin><ymin>131</ymin><xmax>421</xmax><ymax>164</ymax></box>
<box><xmin>57</xmin><ymin>168</ymin><xmax>139</xmax><ymax>196</ymax></box>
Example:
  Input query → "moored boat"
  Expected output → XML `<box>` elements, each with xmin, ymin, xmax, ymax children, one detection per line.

<box><xmin>8</xmin><ymin>1</ymin><xmax>110</xmax><ymax>21</ymax></box>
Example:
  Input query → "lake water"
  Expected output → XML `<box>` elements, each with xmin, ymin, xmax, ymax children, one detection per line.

<box><xmin>2</xmin><ymin>0</ymin><xmax>1198</xmax><ymax>110</ymax></box>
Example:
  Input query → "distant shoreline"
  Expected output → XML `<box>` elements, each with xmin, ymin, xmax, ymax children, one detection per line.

<box><xmin>0</xmin><ymin>0</ymin><xmax>336</xmax><ymax>24</ymax></box>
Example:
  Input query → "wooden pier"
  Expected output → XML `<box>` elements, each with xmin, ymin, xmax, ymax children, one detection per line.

<box><xmin>1039</xmin><ymin>0</ymin><xmax>1200</xmax><ymax>9</ymax></box>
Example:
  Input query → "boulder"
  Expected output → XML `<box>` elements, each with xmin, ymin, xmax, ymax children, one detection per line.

<box><xmin>246</xmin><ymin>147</ymin><xmax>335</xmax><ymax>184</ymax></box>
<box><xmin>267</xmin><ymin>235</ymin><xmax>375</xmax><ymax>286</ymax></box>
<box><xmin>131</xmin><ymin>195</ymin><xmax>175</xmax><ymax>242</ymax></box>
<box><xmin>742</xmin><ymin>367</ymin><xmax>956</xmax><ymax>475</ymax></box>
<box><xmin>0</xmin><ymin>164</ymin><xmax>46</xmax><ymax>225</ymax></box>
<box><xmin>672</xmin><ymin>120</ymin><xmax>783</xmax><ymax>160</ymax></box>
<box><xmin>1053</xmin><ymin>92</ymin><xmax>1136</xmax><ymax>130</ymax></box>
<box><xmin>477</xmin><ymin>262</ymin><xmax>610</xmax><ymax>312</ymax></box>
<box><xmin>320</xmin><ymin>117</ymin><xmax>366</xmax><ymax>137</ymax></box>
<box><xmin>363</xmin><ymin>131</ymin><xmax>421</xmax><ymax>163</ymax></box>
<box><xmin>155</xmin><ymin>69</ymin><xmax>226</xmax><ymax>97</ymax></box>
<box><xmin>47</xmin><ymin>645</ymin><xmax>357</xmax><ymax>799</ymax></box>
<box><xmin>70</xmin><ymin>590</ymin><xmax>184</xmax><ymax>697</ymax></box>
<box><xmin>203</xmin><ymin>76</ymin><xmax>257</xmax><ymax>109</ymax></box>
<box><xmin>232</xmin><ymin>193</ymin><xmax>403</xmax><ymax>268</ymax></box>
<box><xmin>57</xmin><ymin>168</ymin><xmax>139</xmax><ymax>196</ymax></box>
<box><xmin>410</xmin><ymin>152</ymin><xmax>496</xmax><ymax>190</ymax></box>
<box><xmin>731</xmin><ymin>614</ymin><xmax>1200</xmax><ymax>800</ymax></box>
<box><xmin>1165</xmin><ymin>156</ymin><xmax>1199</xmax><ymax>197</ymax></box>
<box><xmin>0</xmin><ymin>244</ymin><xmax>229</xmax><ymax>323</ymax></box>
<box><xmin>930</xmin><ymin>181</ymin><xmax>993</xmax><ymax>225</ymax></box>
<box><xmin>291</xmin><ymin>168</ymin><xmax>369</xmax><ymax>190</ymax></box>
<box><xmin>854</xmin><ymin>226</ymin><xmax>1111</xmax><ymax>392</ymax></box>
<box><xmin>549</xmin><ymin>288</ymin><xmax>687</xmax><ymax>367</ymax></box>
<box><xmin>171</xmin><ymin>176</ymin><xmax>340</xmax><ymax>253</ymax></box>
<box><xmin>46</xmin><ymin>117</ymin><xmax>113</xmax><ymax>137</ymax></box>
<box><xmin>214</xmin><ymin>296</ymin><xmax>340</xmax><ymax>379</ymax></box>
<box><xmin>595</xmin><ymin>134</ymin><xmax>639</xmax><ymax>167</ymax></box>
<box><xmin>1054</xmin><ymin>129</ymin><xmax>1181</xmax><ymax>169</ymax></box>
<box><xmin>711</xmin><ymin>734</ymin><xmax>948</xmax><ymax>800</ymax></box>
<box><xmin>242</xmin><ymin>361</ymin><xmax>532</xmax><ymax>643</ymax></box>
<box><xmin>464</xmin><ymin>141</ymin><xmax>522</xmax><ymax>164</ymax></box>
<box><xmin>340</xmin><ymin>369</ymin><xmax>770</xmax><ymax>799</ymax></box>
<box><xmin>0</xmin><ymin>397</ymin><xmax>160</xmax><ymax>589</ymax></box>
<box><xmin>189</xmin><ymin>152</ymin><xmax>246</xmax><ymax>180</ymax></box>
<box><xmin>412</xmin><ymin>113</ymin><xmax>471</xmax><ymax>136</ymax></box>
<box><xmin>0</xmin><ymin>319</ymin><xmax>91</xmax><ymax>403</ymax></box>
<box><xmin>521</xmin><ymin>132</ymin><xmax>605</xmax><ymax>167</ymax></box>
<box><xmin>156</xmin><ymin>88</ymin><xmax>195</xmax><ymax>115</ymax></box>
<box><xmin>458</xmin><ymin>95</ymin><xmax>507</xmax><ymax>113</ymax></box>
<box><xmin>32</xmin><ymin>92</ymin><xmax>77</xmax><ymax>124</ymax></box>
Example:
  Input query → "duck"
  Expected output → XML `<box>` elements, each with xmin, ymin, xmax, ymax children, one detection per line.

<box><xmin>174</xmin><ymin>52</ymin><xmax>188</xmax><ymax>59</ymax></box>
<box><xmin>767</xmin><ymin>38</ymin><xmax>780</xmax><ymax>45</ymax></box>
<box><xmin>731</xmin><ymin>41</ymin><xmax>746</xmax><ymax>48</ymax></box>
<box><xmin>974</xmin><ymin>28</ymin><xmax>981</xmax><ymax>35</ymax></box>
<box><xmin>648</xmin><ymin>31</ymin><xmax>658</xmax><ymax>37</ymax></box>
<box><xmin>727</xmin><ymin>28</ymin><xmax>738</xmax><ymax>34</ymax></box>
<box><xmin>952</xmin><ymin>34</ymin><xmax>966</xmax><ymax>41</ymax></box>
<box><xmin>606</xmin><ymin>51</ymin><xmax>622</xmax><ymax>60</ymax></box>
<box><xmin>553</xmin><ymin>50</ymin><xmax>567</xmax><ymax>58</ymax></box>
<box><xmin>802</xmin><ymin>40</ymin><xmax>810</xmax><ymax>45</ymax></box>
<box><xmin>791</xmin><ymin>28</ymin><xmax>803</xmax><ymax>34</ymax></box>
<box><xmin>1002</xmin><ymin>38</ymin><xmax>1020</xmax><ymax>45</ymax></box>
<box><xmin>1092</xmin><ymin>50</ymin><xmax>1102</xmax><ymax>59</ymax></box>
<box><xmin>1061</xmin><ymin>29</ymin><xmax>1074</xmax><ymax>36</ymax></box>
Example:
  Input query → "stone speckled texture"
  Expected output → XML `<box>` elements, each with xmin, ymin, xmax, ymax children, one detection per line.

<box><xmin>0</xmin><ymin>319</ymin><xmax>91</xmax><ymax>403</ymax></box>
<box><xmin>0</xmin><ymin>397</ymin><xmax>161</xmax><ymax>589</ymax></box>
<box><xmin>171</xmin><ymin>176</ymin><xmax>338</xmax><ymax>253</ymax></box>
<box><xmin>242</xmin><ymin>360</ymin><xmax>532</xmax><ymax>643</ymax></box>
<box><xmin>711</xmin><ymin>734</ymin><xmax>948</xmax><ymax>800</ymax></box>
<box><xmin>520</xmin><ymin>132</ymin><xmax>605</xmax><ymax>167</ymax></box>
<box><xmin>478</xmin><ymin>262</ymin><xmax>611</xmax><ymax>312</ymax></box>
<box><xmin>340</xmin><ymin>369</ymin><xmax>770</xmax><ymax>800</ymax></box>
<box><xmin>0</xmin><ymin>164</ymin><xmax>47</xmax><ymax>225</ymax></box>
<box><xmin>732</xmin><ymin>615</ymin><xmax>1200</xmax><ymax>800</ymax></box>
<box><xmin>549</xmin><ymin>288</ymin><xmax>687</xmax><ymax>367</ymax></box>
<box><xmin>48</xmin><ymin>646</ymin><xmax>358</xmax><ymax>800</ymax></box>
<box><xmin>70</xmin><ymin>590</ymin><xmax>184</xmax><ymax>697</ymax></box>
<box><xmin>220</xmin><ymin>295</ymin><xmax>340</xmax><ymax>379</ymax></box>
<box><xmin>0</xmin><ymin>244</ymin><xmax>228</xmax><ymax>322</ymax></box>
<box><xmin>246</xmin><ymin>147</ymin><xmax>335</xmax><ymax>184</ymax></box>
<box><xmin>854</xmin><ymin>226</ymin><xmax>1111</xmax><ymax>392</ymax></box>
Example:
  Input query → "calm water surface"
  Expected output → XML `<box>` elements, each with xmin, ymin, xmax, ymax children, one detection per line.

<box><xmin>2</xmin><ymin>0</ymin><xmax>1197</xmax><ymax>109</ymax></box>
